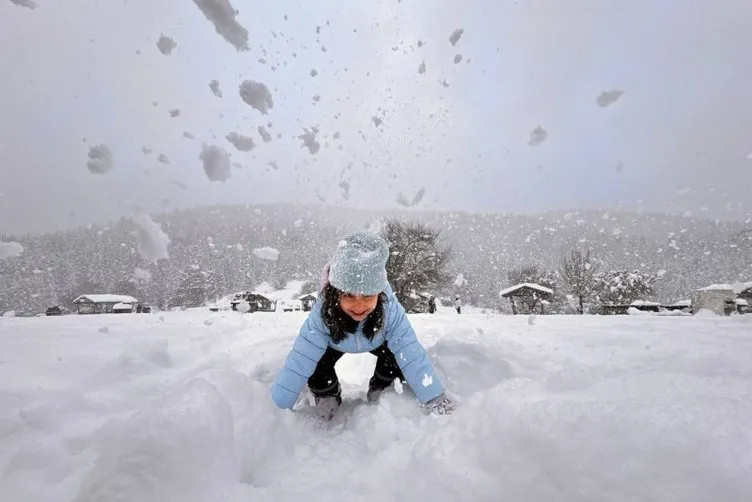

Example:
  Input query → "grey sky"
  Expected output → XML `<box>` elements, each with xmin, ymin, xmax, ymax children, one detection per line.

<box><xmin>1</xmin><ymin>0</ymin><xmax>751</xmax><ymax>235</ymax></box>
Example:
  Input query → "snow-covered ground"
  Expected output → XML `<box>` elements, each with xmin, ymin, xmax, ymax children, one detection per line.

<box><xmin>1</xmin><ymin>309</ymin><xmax>751</xmax><ymax>501</ymax></box>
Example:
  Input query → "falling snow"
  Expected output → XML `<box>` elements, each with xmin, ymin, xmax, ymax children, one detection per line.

<box><xmin>200</xmin><ymin>144</ymin><xmax>231</xmax><ymax>182</ymax></box>
<box><xmin>8</xmin><ymin>0</ymin><xmax>37</xmax><ymax>9</ymax></box>
<box><xmin>0</xmin><ymin>241</ymin><xmax>24</xmax><ymax>259</ymax></box>
<box><xmin>157</xmin><ymin>154</ymin><xmax>170</xmax><ymax>164</ymax></box>
<box><xmin>239</xmin><ymin>80</ymin><xmax>274</xmax><ymax>115</ymax></box>
<box><xmin>191</xmin><ymin>0</ymin><xmax>249</xmax><ymax>51</ymax></box>
<box><xmin>132</xmin><ymin>213</ymin><xmax>170</xmax><ymax>264</ymax></box>
<box><xmin>449</xmin><ymin>28</ymin><xmax>464</xmax><ymax>46</ymax></box>
<box><xmin>156</xmin><ymin>35</ymin><xmax>177</xmax><ymax>55</ymax></box>
<box><xmin>418</xmin><ymin>61</ymin><xmax>426</xmax><ymax>74</ymax></box>
<box><xmin>209</xmin><ymin>80</ymin><xmax>222</xmax><ymax>97</ymax></box>
<box><xmin>86</xmin><ymin>144</ymin><xmax>114</xmax><ymax>174</ymax></box>
<box><xmin>298</xmin><ymin>127</ymin><xmax>320</xmax><ymax>155</ymax></box>
<box><xmin>257</xmin><ymin>126</ymin><xmax>272</xmax><ymax>142</ymax></box>
<box><xmin>597</xmin><ymin>90</ymin><xmax>624</xmax><ymax>107</ymax></box>
<box><xmin>528</xmin><ymin>126</ymin><xmax>547</xmax><ymax>146</ymax></box>
<box><xmin>253</xmin><ymin>247</ymin><xmax>280</xmax><ymax>261</ymax></box>
<box><xmin>226</xmin><ymin>132</ymin><xmax>255</xmax><ymax>152</ymax></box>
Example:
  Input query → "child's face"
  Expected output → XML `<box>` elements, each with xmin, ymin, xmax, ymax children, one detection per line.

<box><xmin>339</xmin><ymin>291</ymin><xmax>379</xmax><ymax>321</ymax></box>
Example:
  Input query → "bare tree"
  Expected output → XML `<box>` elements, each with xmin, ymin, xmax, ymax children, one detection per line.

<box><xmin>558</xmin><ymin>249</ymin><xmax>598</xmax><ymax>314</ymax></box>
<box><xmin>381</xmin><ymin>219</ymin><xmax>452</xmax><ymax>312</ymax></box>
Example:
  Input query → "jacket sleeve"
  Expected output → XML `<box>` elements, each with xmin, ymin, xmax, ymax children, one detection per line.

<box><xmin>270</xmin><ymin>305</ymin><xmax>330</xmax><ymax>409</ymax></box>
<box><xmin>384</xmin><ymin>289</ymin><xmax>445</xmax><ymax>404</ymax></box>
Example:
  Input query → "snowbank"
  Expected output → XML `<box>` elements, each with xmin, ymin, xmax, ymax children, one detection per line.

<box><xmin>1</xmin><ymin>313</ymin><xmax>750</xmax><ymax>501</ymax></box>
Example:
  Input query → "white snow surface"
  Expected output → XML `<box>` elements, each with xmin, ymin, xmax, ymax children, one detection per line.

<box><xmin>239</xmin><ymin>80</ymin><xmax>273</xmax><ymax>115</ymax></box>
<box><xmin>86</xmin><ymin>144</ymin><xmax>113</xmax><ymax>174</ymax></box>
<box><xmin>0</xmin><ymin>241</ymin><xmax>24</xmax><ymax>259</ymax></box>
<box><xmin>191</xmin><ymin>0</ymin><xmax>249</xmax><ymax>51</ymax></box>
<box><xmin>500</xmin><ymin>283</ymin><xmax>554</xmax><ymax>296</ymax></box>
<box><xmin>1</xmin><ymin>312</ymin><xmax>750</xmax><ymax>501</ymax></box>
<box><xmin>200</xmin><ymin>144</ymin><xmax>231</xmax><ymax>182</ymax></box>
<box><xmin>252</xmin><ymin>246</ymin><xmax>280</xmax><ymax>261</ymax></box>
<box><xmin>132</xmin><ymin>213</ymin><xmax>170</xmax><ymax>264</ymax></box>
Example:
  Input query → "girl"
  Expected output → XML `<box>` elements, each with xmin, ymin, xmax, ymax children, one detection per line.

<box><xmin>270</xmin><ymin>231</ymin><xmax>454</xmax><ymax>418</ymax></box>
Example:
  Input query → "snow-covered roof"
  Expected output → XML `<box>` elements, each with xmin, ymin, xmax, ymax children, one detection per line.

<box><xmin>699</xmin><ymin>282</ymin><xmax>752</xmax><ymax>295</ymax></box>
<box><xmin>499</xmin><ymin>283</ymin><xmax>554</xmax><ymax>297</ymax></box>
<box><xmin>670</xmin><ymin>299</ymin><xmax>692</xmax><ymax>307</ymax></box>
<box><xmin>73</xmin><ymin>294</ymin><xmax>139</xmax><ymax>304</ymax></box>
<box><xmin>630</xmin><ymin>300</ymin><xmax>661</xmax><ymax>306</ymax></box>
<box><xmin>298</xmin><ymin>292</ymin><xmax>318</xmax><ymax>300</ymax></box>
<box><xmin>736</xmin><ymin>298</ymin><xmax>749</xmax><ymax>306</ymax></box>
<box><xmin>112</xmin><ymin>302</ymin><xmax>134</xmax><ymax>310</ymax></box>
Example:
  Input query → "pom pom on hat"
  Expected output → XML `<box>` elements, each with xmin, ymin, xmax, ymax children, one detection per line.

<box><xmin>329</xmin><ymin>232</ymin><xmax>389</xmax><ymax>295</ymax></box>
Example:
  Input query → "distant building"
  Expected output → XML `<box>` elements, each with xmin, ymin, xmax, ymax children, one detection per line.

<box><xmin>500</xmin><ymin>283</ymin><xmax>554</xmax><ymax>314</ymax></box>
<box><xmin>693</xmin><ymin>282</ymin><xmax>752</xmax><ymax>315</ymax></box>
<box><xmin>230</xmin><ymin>292</ymin><xmax>275</xmax><ymax>312</ymax></box>
<box><xmin>298</xmin><ymin>292</ymin><xmax>318</xmax><ymax>311</ymax></box>
<box><xmin>73</xmin><ymin>294</ymin><xmax>139</xmax><ymax>314</ymax></box>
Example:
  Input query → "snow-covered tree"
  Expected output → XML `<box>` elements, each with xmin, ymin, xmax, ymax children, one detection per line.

<box><xmin>558</xmin><ymin>249</ymin><xmax>599</xmax><ymax>314</ymax></box>
<box><xmin>381</xmin><ymin>219</ymin><xmax>452</xmax><ymax>312</ymax></box>
<box><xmin>597</xmin><ymin>270</ymin><xmax>657</xmax><ymax>305</ymax></box>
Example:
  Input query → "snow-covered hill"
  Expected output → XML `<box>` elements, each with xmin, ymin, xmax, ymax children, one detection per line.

<box><xmin>1</xmin><ymin>310</ymin><xmax>751</xmax><ymax>501</ymax></box>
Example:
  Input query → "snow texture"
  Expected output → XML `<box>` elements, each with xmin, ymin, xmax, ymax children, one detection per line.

<box><xmin>133</xmin><ymin>267</ymin><xmax>152</xmax><ymax>282</ymax></box>
<box><xmin>209</xmin><ymin>80</ymin><xmax>222</xmax><ymax>97</ymax></box>
<box><xmin>0</xmin><ymin>241</ymin><xmax>24</xmax><ymax>259</ymax></box>
<box><xmin>298</xmin><ymin>127</ymin><xmax>320</xmax><ymax>155</ymax></box>
<box><xmin>252</xmin><ymin>247</ymin><xmax>280</xmax><ymax>261</ymax></box>
<box><xmin>191</xmin><ymin>0</ymin><xmax>249</xmax><ymax>51</ymax></box>
<box><xmin>200</xmin><ymin>144</ymin><xmax>231</xmax><ymax>182</ymax></box>
<box><xmin>9</xmin><ymin>0</ymin><xmax>36</xmax><ymax>9</ymax></box>
<box><xmin>257</xmin><ymin>126</ymin><xmax>272</xmax><ymax>142</ymax></box>
<box><xmin>528</xmin><ymin>126</ymin><xmax>547</xmax><ymax>146</ymax></box>
<box><xmin>500</xmin><ymin>283</ymin><xmax>554</xmax><ymax>296</ymax></box>
<box><xmin>86</xmin><ymin>144</ymin><xmax>113</xmax><ymax>174</ymax></box>
<box><xmin>396</xmin><ymin>187</ymin><xmax>425</xmax><ymax>207</ymax></box>
<box><xmin>449</xmin><ymin>28</ymin><xmax>464</xmax><ymax>46</ymax></box>
<box><xmin>158</xmin><ymin>153</ymin><xmax>170</xmax><ymax>164</ymax></box>
<box><xmin>226</xmin><ymin>132</ymin><xmax>255</xmax><ymax>152</ymax></box>
<box><xmin>132</xmin><ymin>213</ymin><xmax>170</xmax><ymax>264</ymax></box>
<box><xmin>239</xmin><ymin>80</ymin><xmax>273</xmax><ymax>115</ymax></box>
<box><xmin>597</xmin><ymin>90</ymin><xmax>624</xmax><ymax>107</ymax></box>
<box><xmin>156</xmin><ymin>35</ymin><xmax>177</xmax><ymax>55</ymax></box>
<box><xmin>3</xmin><ymin>312</ymin><xmax>751</xmax><ymax>502</ymax></box>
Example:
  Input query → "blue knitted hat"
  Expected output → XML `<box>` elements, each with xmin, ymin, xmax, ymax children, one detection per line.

<box><xmin>329</xmin><ymin>231</ymin><xmax>389</xmax><ymax>295</ymax></box>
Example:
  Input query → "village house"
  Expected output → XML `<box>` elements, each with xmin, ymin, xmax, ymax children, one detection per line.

<box><xmin>72</xmin><ymin>294</ymin><xmax>139</xmax><ymax>314</ymax></box>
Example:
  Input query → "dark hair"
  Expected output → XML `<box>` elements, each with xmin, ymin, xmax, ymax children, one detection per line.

<box><xmin>321</xmin><ymin>283</ymin><xmax>387</xmax><ymax>343</ymax></box>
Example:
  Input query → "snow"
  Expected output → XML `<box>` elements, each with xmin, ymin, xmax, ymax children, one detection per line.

<box><xmin>454</xmin><ymin>54</ymin><xmax>462</xmax><ymax>64</ymax></box>
<box><xmin>200</xmin><ymin>144</ymin><xmax>231</xmax><ymax>182</ymax></box>
<box><xmin>252</xmin><ymin>247</ymin><xmax>280</xmax><ymax>261</ymax></box>
<box><xmin>156</xmin><ymin>35</ymin><xmax>176</xmax><ymax>55</ymax></box>
<box><xmin>239</xmin><ymin>80</ymin><xmax>273</xmax><ymax>114</ymax></box>
<box><xmin>169</xmin><ymin>108</ymin><xmax>180</xmax><ymax>118</ymax></box>
<box><xmin>671</xmin><ymin>299</ymin><xmax>692</xmax><ymax>307</ymax></box>
<box><xmin>630</xmin><ymin>300</ymin><xmax>660</xmax><ymax>306</ymax></box>
<box><xmin>298</xmin><ymin>127</ymin><xmax>320</xmax><ymax>155</ymax></box>
<box><xmin>448</xmin><ymin>28</ymin><xmax>464</xmax><ymax>46</ymax></box>
<box><xmin>454</xmin><ymin>273</ymin><xmax>467</xmax><ymax>287</ymax></box>
<box><xmin>191</xmin><ymin>0</ymin><xmax>249</xmax><ymax>50</ymax></box>
<box><xmin>73</xmin><ymin>294</ymin><xmax>138</xmax><ymax>303</ymax></box>
<box><xmin>700</xmin><ymin>282</ymin><xmax>752</xmax><ymax>294</ymax></box>
<box><xmin>9</xmin><ymin>0</ymin><xmax>37</xmax><ymax>9</ymax></box>
<box><xmin>132</xmin><ymin>213</ymin><xmax>170</xmax><ymax>264</ymax></box>
<box><xmin>133</xmin><ymin>267</ymin><xmax>152</xmax><ymax>282</ymax></box>
<box><xmin>86</xmin><ymin>144</ymin><xmax>113</xmax><ymax>174</ymax></box>
<box><xmin>396</xmin><ymin>187</ymin><xmax>425</xmax><ymax>207</ymax></box>
<box><xmin>157</xmin><ymin>153</ymin><xmax>170</xmax><ymax>164</ymax></box>
<box><xmin>2</xmin><ymin>312</ymin><xmax>751</xmax><ymax>501</ymax></box>
<box><xmin>418</xmin><ymin>61</ymin><xmax>426</xmax><ymax>74</ymax></box>
<box><xmin>209</xmin><ymin>79</ymin><xmax>222</xmax><ymax>97</ymax></box>
<box><xmin>528</xmin><ymin>126</ymin><xmax>547</xmax><ymax>146</ymax></box>
<box><xmin>500</xmin><ymin>283</ymin><xmax>554</xmax><ymax>296</ymax></box>
<box><xmin>596</xmin><ymin>90</ymin><xmax>624</xmax><ymax>107</ymax></box>
<box><xmin>736</xmin><ymin>299</ymin><xmax>749</xmax><ymax>306</ymax></box>
<box><xmin>257</xmin><ymin>126</ymin><xmax>272</xmax><ymax>142</ymax></box>
<box><xmin>0</xmin><ymin>241</ymin><xmax>24</xmax><ymax>259</ymax></box>
<box><xmin>183</xmin><ymin>131</ymin><xmax>195</xmax><ymax>139</ymax></box>
<box><xmin>226</xmin><ymin>132</ymin><xmax>255</xmax><ymax>152</ymax></box>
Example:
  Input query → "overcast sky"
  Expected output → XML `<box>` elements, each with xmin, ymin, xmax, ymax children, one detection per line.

<box><xmin>1</xmin><ymin>0</ymin><xmax>751</xmax><ymax>235</ymax></box>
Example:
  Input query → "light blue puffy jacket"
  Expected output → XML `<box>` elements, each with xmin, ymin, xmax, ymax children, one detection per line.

<box><xmin>270</xmin><ymin>286</ymin><xmax>445</xmax><ymax>409</ymax></box>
